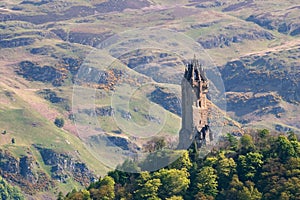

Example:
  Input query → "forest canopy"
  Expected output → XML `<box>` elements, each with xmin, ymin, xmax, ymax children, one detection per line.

<box><xmin>63</xmin><ymin>130</ymin><xmax>300</xmax><ymax>200</ymax></box>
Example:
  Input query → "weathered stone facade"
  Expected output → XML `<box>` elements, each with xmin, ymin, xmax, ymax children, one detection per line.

<box><xmin>178</xmin><ymin>57</ymin><xmax>212</xmax><ymax>149</ymax></box>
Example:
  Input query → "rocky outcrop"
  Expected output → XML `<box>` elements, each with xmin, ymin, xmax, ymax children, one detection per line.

<box><xmin>275</xmin><ymin>124</ymin><xmax>293</xmax><ymax>133</ymax></box>
<box><xmin>119</xmin><ymin>51</ymin><xmax>182</xmax><ymax>84</ymax></box>
<box><xmin>222</xmin><ymin>0</ymin><xmax>254</xmax><ymax>12</ymax></box>
<box><xmin>226</xmin><ymin>92</ymin><xmax>281</xmax><ymax>117</ymax></box>
<box><xmin>0</xmin><ymin>37</ymin><xmax>35</xmax><ymax>48</ymax></box>
<box><xmin>76</xmin><ymin>67</ymin><xmax>124</xmax><ymax>90</ymax></box>
<box><xmin>37</xmin><ymin>89</ymin><xmax>66</xmax><ymax>104</ymax></box>
<box><xmin>150</xmin><ymin>87</ymin><xmax>181</xmax><ymax>116</ymax></box>
<box><xmin>194</xmin><ymin>0</ymin><xmax>225</xmax><ymax>8</ymax></box>
<box><xmin>0</xmin><ymin>149</ymin><xmax>53</xmax><ymax>194</ymax></box>
<box><xmin>198</xmin><ymin>30</ymin><xmax>274</xmax><ymax>49</ymax></box>
<box><xmin>35</xmin><ymin>147</ymin><xmax>96</xmax><ymax>185</ymax></box>
<box><xmin>0</xmin><ymin>0</ymin><xmax>150</xmax><ymax>25</ymax></box>
<box><xmin>79</xmin><ymin>106</ymin><xmax>114</xmax><ymax>117</ymax></box>
<box><xmin>67</xmin><ymin>31</ymin><xmax>114</xmax><ymax>47</ymax></box>
<box><xmin>90</xmin><ymin>135</ymin><xmax>140</xmax><ymax>151</ymax></box>
<box><xmin>96</xmin><ymin>106</ymin><xmax>114</xmax><ymax>117</ymax></box>
<box><xmin>219</xmin><ymin>48</ymin><xmax>300</xmax><ymax>123</ymax></box>
<box><xmin>20</xmin><ymin>0</ymin><xmax>52</xmax><ymax>6</ymax></box>
<box><xmin>220</xmin><ymin>54</ymin><xmax>300</xmax><ymax>104</ymax></box>
<box><xmin>62</xmin><ymin>57</ymin><xmax>82</xmax><ymax>75</ymax></box>
<box><xmin>51</xmin><ymin>29</ymin><xmax>114</xmax><ymax>47</ymax></box>
<box><xmin>246</xmin><ymin>9</ymin><xmax>300</xmax><ymax>36</ymax></box>
<box><xmin>30</xmin><ymin>45</ymin><xmax>55</xmax><ymax>55</ymax></box>
<box><xmin>19</xmin><ymin>156</ymin><xmax>38</xmax><ymax>184</ymax></box>
<box><xmin>17</xmin><ymin>61</ymin><xmax>63</xmax><ymax>86</ymax></box>
<box><xmin>94</xmin><ymin>0</ymin><xmax>150</xmax><ymax>13</ymax></box>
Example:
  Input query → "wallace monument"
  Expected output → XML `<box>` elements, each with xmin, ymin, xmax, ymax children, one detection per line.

<box><xmin>178</xmin><ymin>57</ymin><xmax>213</xmax><ymax>150</ymax></box>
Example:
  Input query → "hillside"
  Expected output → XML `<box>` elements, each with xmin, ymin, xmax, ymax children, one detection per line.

<box><xmin>0</xmin><ymin>0</ymin><xmax>299</xmax><ymax>198</ymax></box>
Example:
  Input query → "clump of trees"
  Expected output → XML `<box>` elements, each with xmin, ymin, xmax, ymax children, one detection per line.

<box><xmin>54</xmin><ymin>117</ymin><xmax>65</xmax><ymax>128</ymax></box>
<box><xmin>62</xmin><ymin>129</ymin><xmax>300</xmax><ymax>200</ymax></box>
<box><xmin>0</xmin><ymin>176</ymin><xmax>24</xmax><ymax>200</ymax></box>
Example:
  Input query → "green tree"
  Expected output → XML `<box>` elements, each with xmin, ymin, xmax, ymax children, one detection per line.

<box><xmin>287</xmin><ymin>131</ymin><xmax>298</xmax><ymax>142</ymax></box>
<box><xmin>134</xmin><ymin>178</ymin><xmax>162</xmax><ymax>200</ymax></box>
<box><xmin>239</xmin><ymin>181</ymin><xmax>262</xmax><ymax>200</ymax></box>
<box><xmin>219</xmin><ymin>175</ymin><xmax>261</xmax><ymax>200</ymax></box>
<box><xmin>144</xmin><ymin>137</ymin><xmax>166</xmax><ymax>152</ymax></box>
<box><xmin>276</xmin><ymin>135</ymin><xmax>296</xmax><ymax>161</ymax></box>
<box><xmin>195</xmin><ymin>192</ymin><xmax>214</xmax><ymax>200</ymax></box>
<box><xmin>165</xmin><ymin>196</ymin><xmax>184</xmax><ymax>200</ymax></box>
<box><xmin>258</xmin><ymin>129</ymin><xmax>269</xmax><ymax>139</ymax></box>
<box><xmin>237</xmin><ymin>152</ymin><xmax>263</xmax><ymax>181</ymax></box>
<box><xmin>226</xmin><ymin>133</ymin><xmax>238</xmax><ymax>151</ymax></box>
<box><xmin>57</xmin><ymin>191</ymin><xmax>64</xmax><ymax>200</ymax></box>
<box><xmin>215</xmin><ymin>151</ymin><xmax>237</xmax><ymax>189</ymax></box>
<box><xmin>54</xmin><ymin>117</ymin><xmax>65</xmax><ymax>128</ymax></box>
<box><xmin>89</xmin><ymin>176</ymin><xmax>115</xmax><ymax>200</ymax></box>
<box><xmin>196</xmin><ymin>166</ymin><xmax>218</xmax><ymax>198</ymax></box>
<box><xmin>0</xmin><ymin>176</ymin><xmax>24</xmax><ymax>200</ymax></box>
<box><xmin>65</xmin><ymin>190</ymin><xmax>90</xmax><ymax>200</ymax></box>
<box><xmin>117</xmin><ymin>159</ymin><xmax>141</xmax><ymax>173</ymax></box>
<box><xmin>168</xmin><ymin>150</ymin><xmax>192</xmax><ymax>170</ymax></box>
<box><xmin>154</xmin><ymin>168</ymin><xmax>190</xmax><ymax>198</ymax></box>
<box><xmin>240</xmin><ymin>134</ymin><xmax>255</xmax><ymax>153</ymax></box>
<box><xmin>219</xmin><ymin>174</ymin><xmax>243</xmax><ymax>200</ymax></box>
<box><xmin>108</xmin><ymin>170</ymin><xmax>130</xmax><ymax>186</ymax></box>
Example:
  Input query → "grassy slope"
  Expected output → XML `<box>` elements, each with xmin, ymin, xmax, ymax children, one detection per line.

<box><xmin>0</xmin><ymin>84</ymin><xmax>108</xmax><ymax>195</ymax></box>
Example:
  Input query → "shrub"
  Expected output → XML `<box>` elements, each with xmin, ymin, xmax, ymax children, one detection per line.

<box><xmin>54</xmin><ymin>117</ymin><xmax>65</xmax><ymax>128</ymax></box>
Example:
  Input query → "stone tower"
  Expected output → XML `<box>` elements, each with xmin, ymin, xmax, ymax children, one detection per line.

<box><xmin>178</xmin><ymin>57</ymin><xmax>212</xmax><ymax>149</ymax></box>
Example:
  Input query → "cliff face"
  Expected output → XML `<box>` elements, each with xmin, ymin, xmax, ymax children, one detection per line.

<box><xmin>36</xmin><ymin>146</ymin><xmax>96</xmax><ymax>186</ymax></box>
<box><xmin>0</xmin><ymin>147</ymin><xmax>96</xmax><ymax>195</ymax></box>
<box><xmin>0</xmin><ymin>149</ymin><xmax>53</xmax><ymax>195</ymax></box>
<box><xmin>218</xmin><ymin>47</ymin><xmax>300</xmax><ymax>132</ymax></box>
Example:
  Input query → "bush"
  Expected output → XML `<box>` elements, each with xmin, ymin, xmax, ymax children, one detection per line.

<box><xmin>54</xmin><ymin>118</ymin><xmax>65</xmax><ymax>128</ymax></box>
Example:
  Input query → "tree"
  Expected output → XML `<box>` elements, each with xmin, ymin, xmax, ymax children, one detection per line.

<box><xmin>108</xmin><ymin>170</ymin><xmax>130</xmax><ymax>186</ymax></box>
<box><xmin>196</xmin><ymin>166</ymin><xmax>218</xmax><ymax>198</ymax></box>
<box><xmin>276</xmin><ymin>135</ymin><xmax>296</xmax><ymax>161</ymax></box>
<box><xmin>57</xmin><ymin>191</ymin><xmax>64</xmax><ymax>200</ymax></box>
<box><xmin>237</xmin><ymin>152</ymin><xmax>263</xmax><ymax>181</ymax></box>
<box><xmin>154</xmin><ymin>168</ymin><xmax>190</xmax><ymax>199</ymax></box>
<box><xmin>258</xmin><ymin>129</ymin><xmax>269</xmax><ymax>139</ymax></box>
<box><xmin>144</xmin><ymin>137</ymin><xmax>166</xmax><ymax>152</ymax></box>
<box><xmin>219</xmin><ymin>174</ymin><xmax>243</xmax><ymax>200</ymax></box>
<box><xmin>54</xmin><ymin>117</ymin><xmax>65</xmax><ymax>128</ymax></box>
<box><xmin>215</xmin><ymin>151</ymin><xmax>236</xmax><ymax>189</ymax></box>
<box><xmin>195</xmin><ymin>192</ymin><xmax>214</xmax><ymax>200</ymax></box>
<box><xmin>117</xmin><ymin>159</ymin><xmax>141</xmax><ymax>173</ymax></box>
<box><xmin>226</xmin><ymin>133</ymin><xmax>238</xmax><ymax>151</ymax></box>
<box><xmin>240</xmin><ymin>134</ymin><xmax>255</xmax><ymax>153</ymax></box>
<box><xmin>165</xmin><ymin>196</ymin><xmax>184</xmax><ymax>200</ymax></box>
<box><xmin>168</xmin><ymin>150</ymin><xmax>192</xmax><ymax>170</ymax></box>
<box><xmin>89</xmin><ymin>176</ymin><xmax>115</xmax><ymax>200</ymax></box>
<box><xmin>134</xmin><ymin>178</ymin><xmax>162</xmax><ymax>200</ymax></box>
<box><xmin>0</xmin><ymin>176</ymin><xmax>24</xmax><ymax>200</ymax></box>
<box><xmin>65</xmin><ymin>190</ymin><xmax>90</xmax><ymax>200</ymax></box>
<box><xmin>219</xmin><ymin>175</ymin><xmax>261</xmax><ymax>200</ymax></box>
<box><xmin>239</xmin><ymin>181</ymin><xmax>262</xmax><ymax>200</ymax></box>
